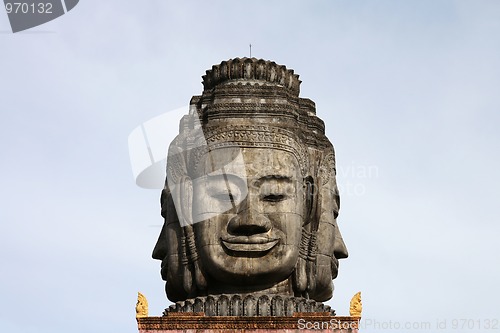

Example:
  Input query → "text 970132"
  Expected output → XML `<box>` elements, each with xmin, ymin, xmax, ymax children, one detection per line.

<box><xmin>5</xmin><ymin>2</ymin><xmax>53</xmax><ymax>14</ymax></box>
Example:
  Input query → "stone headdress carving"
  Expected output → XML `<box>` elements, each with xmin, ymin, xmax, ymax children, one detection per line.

<box><xmin>153</xmin><ymin>58</ymin><xmax>348</xmax><ymax>311</ymax></box>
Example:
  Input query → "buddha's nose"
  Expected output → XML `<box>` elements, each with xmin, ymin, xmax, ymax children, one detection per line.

<box><xmin>227</xmin><ymin>208</ymin><xmax>272</xmax><ymax>236</ymax></box>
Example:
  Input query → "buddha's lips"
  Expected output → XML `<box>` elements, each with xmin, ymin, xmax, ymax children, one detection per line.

<box><xmin>221</xmin><ymin>236</ymin><xmax>279</xmax><ymax>252</ymax></box>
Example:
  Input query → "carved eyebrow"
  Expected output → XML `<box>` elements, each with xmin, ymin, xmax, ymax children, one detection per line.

<box><xmin>206</xmin><ymin>173</ymin><xmax>245</xmax><ymax>183</ymax></box>
<box><xmin>260</xmin><ymin>175</ymin><xmax>292</xmax><ymax>180</ymax></box>
<box><xmin>205</xmin><ymin>173</ymin><xmax>248</xmax><ymax>196</ymax></box>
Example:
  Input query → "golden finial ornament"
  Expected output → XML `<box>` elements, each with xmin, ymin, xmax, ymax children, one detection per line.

<box><xmin>136</xmin><ymin>292</ymin><xmax>148</xmax><ymax>318</ymax></box>
<box><xmin>349</xmin><ymin>291</ymin><xmax>362</xmax><ymax>317</ymax></box>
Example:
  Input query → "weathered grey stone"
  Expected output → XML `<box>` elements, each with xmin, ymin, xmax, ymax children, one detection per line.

<box><xmin>182</xmin><ymin>300</ymin><xmax>192</xmax><ymax>313</ymax></box>
<box><xmin>217</xmin><ymin>295</ymin><xmax>229</xmax><ymax>316</ymax></box>
<box><xmin>257</xmin><ymin>295</ymin><xmax>271</xmax><ymax>316</ymax></box>
<box><xmin>284</xmin><ymin>297</ymin><xmax>296</xmax><ymax>317</ymax></box>
<box><xmin>230</xmin><ymin>294</ymin><xmax>243</xmax><ymax>316</ymax></box>
<box><xmin>271</xmin><ymin>295</ymin><xmax>284</xmax><ymax>316</ymax></box>
<box><xmin>152</xmin><ymin>58</ymin><xmax>348</xmax><ymax>316</ymax></box>
<box><xmin>163</xmin><ymin>295</ymin><xmax>335</xmax><ymax>317</ymax></box>
<box><xmin>193</xmin><ymin>297</ymin><xmax>204</xmax><ymax>313</ymax></box>
<box><xmin>297</xmin><ymin>298</ymin><xmax>307</xmax><ymax>313</ymax></box>
<box><xmin>205</xmin><ymin>296</ymin><xmax>216</xmax><ymax>316</ymax></box>
<box><xmin>243</xmin><ymin>295</ymin><xmax>257</xmax><ymax>316</ymax></box>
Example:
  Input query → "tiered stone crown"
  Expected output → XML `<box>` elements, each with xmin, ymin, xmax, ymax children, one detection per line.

<box><xmin>202</xmin><ymin>58</ymin><xmax>302</xmax><ymax>96</ymax></box>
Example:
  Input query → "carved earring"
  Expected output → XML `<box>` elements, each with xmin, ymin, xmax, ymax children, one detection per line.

<box><xmin>304</xmin><ymin>176</ymin><xmax>319</xmax><ymax>296</ymax></box>
<box><xmin>304</xmin><ymin>176</ymin><xmax>315</xmax><ymax>221</ymax></box>
<box><xmin>292</xmin><ymin>227</ymin><xmax>310</xmax><ymax>297</ymax></box>
<box><xmin>293</xmin><ymin>176</ymin><xmax>316</xmax><ymax>297</ymax></box>
<box><xmin>177</xmin><ymin>176</ymin><xmax>207</xmax><ymax>295</ymax></box>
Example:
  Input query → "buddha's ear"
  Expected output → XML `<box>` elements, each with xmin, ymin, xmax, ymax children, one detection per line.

<box><xmin>170</xmin><ymin>176</ymin><xmax>195</xmax><ymax>295</ymax></box>
<box><xmin>304</xmin><ymin>176</ymin><xmax>315</xmax><ymax>223</ymax></box>
<box><xmin>178</xmin><ymin>176</ymin><xmax>193</xmax><ymax>227</ymax></box>
<box><xmin>175</xmin><ymin>175</ymin><xmax>208</xmax><ymax>293</ymax></box>
<box><xmin>294</xmin><ymin>175</ymin><xmax>317</xmax><ymax>297</ymax></box>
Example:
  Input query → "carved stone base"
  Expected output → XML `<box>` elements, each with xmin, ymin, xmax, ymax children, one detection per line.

<box><xmin>137</xmin><ymin>313</ymin><xmax>360</xmax><ymax>332</ymax></box>
<box><xmin>163</xmin><ymin>295</ymin><xmax>335</xmax><ymax>317</ymax></box>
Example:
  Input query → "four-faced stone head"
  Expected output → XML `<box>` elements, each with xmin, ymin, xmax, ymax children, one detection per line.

<box><xmin>152</xmin><ymin>58</ymin><xmax>348</xmax><ymax>303</ymax></box>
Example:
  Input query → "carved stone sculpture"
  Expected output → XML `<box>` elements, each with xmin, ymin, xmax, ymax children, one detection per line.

<box><xmin>136</xmin><ymin>292</ymin><xmax>149</xmax><ymax>318</ymax></box>
<box><xmin>349</xmin><ymin>292</ymin><xmax>362</xmax><ymax>317</ymax></box>
<box><xmin>152</xmin><ymin>58</ymin><xmax>348</xmax><ymax>316</ymax></box>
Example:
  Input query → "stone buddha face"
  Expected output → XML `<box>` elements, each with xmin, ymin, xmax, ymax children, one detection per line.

<box><xmin>153</xmin><ymin>58</ymin><xmax>350</xmax><ymax>305</ymax></box>
<box><xmin>192</xmin><ymin>147</ymin><xmax>305</xmax><ymax>290</ymax></box>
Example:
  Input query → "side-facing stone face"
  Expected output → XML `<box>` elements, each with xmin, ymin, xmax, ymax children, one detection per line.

<box><xmin>152</xmin><ymin>58</ymin><xmax>348</xmax><ymax>315</ymax></box>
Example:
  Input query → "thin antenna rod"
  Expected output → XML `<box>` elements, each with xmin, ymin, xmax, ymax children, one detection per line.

<box><xmin>249</xmin><ymin>44</ymin><xmax>252</xmax><ymax>58</ymax></box>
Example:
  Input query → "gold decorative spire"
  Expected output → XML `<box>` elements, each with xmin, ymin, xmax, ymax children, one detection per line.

<box><xmin>349</xmin><ymin>291</ymin><xmax>362</xmax><ymax>317</ymax></box>
<box><xmin>135</xmin><ymin>292</ymin><xmax>148</xmax><ymax>318</ymax></box>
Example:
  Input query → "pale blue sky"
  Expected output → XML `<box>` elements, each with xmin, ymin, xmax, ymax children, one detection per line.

<box><xmin>1</xmin><ymin>1</ymin><xmax>499</xmax><ymax>332</ymax></box>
